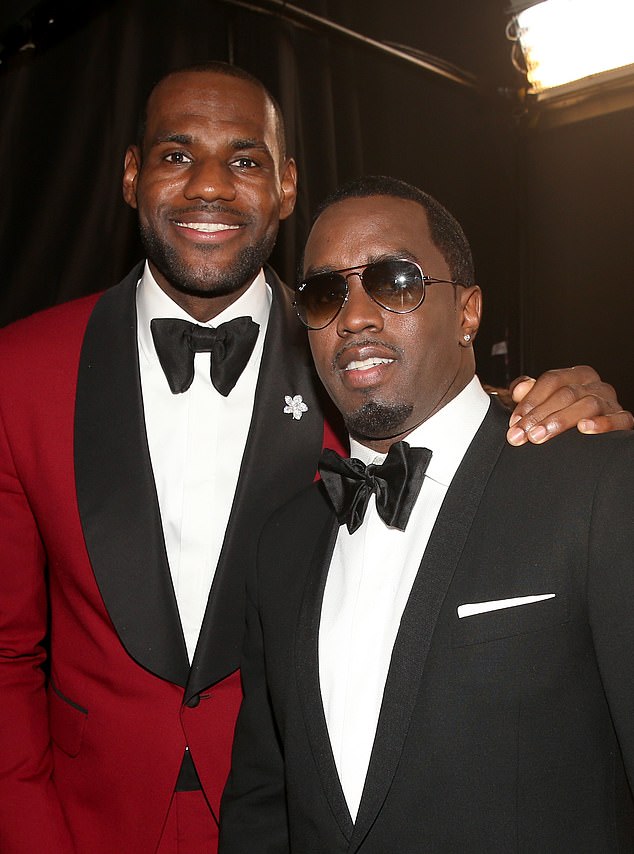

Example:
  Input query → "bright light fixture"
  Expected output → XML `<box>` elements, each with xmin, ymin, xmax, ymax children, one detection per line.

<box><xmin>510</xmin><ymin>0</ymin><xmax>634</xmax><ymax>94</ymax></box>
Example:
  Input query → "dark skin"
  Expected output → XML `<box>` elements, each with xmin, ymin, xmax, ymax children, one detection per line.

<box><xmin>121</xmin><ymin>69</ymin><xmax>632</xmax><ymax>439</ymax></box>
<box><xmin>507</xmin><ymin>370</ymin><xmax>633</xmax><ymax>444</ymax></box>
<box><xmin>304</xmin><ymin>195</ymin><xmax>481</xmax><ymax>452</ymax></box>
<box><xmin>304</xmin><ymin>195</ymin><xmax>634</xmax><ymax>450</ymax></box>
<box><xmin>122</xmin><ymin>70</ymin><xmax>297</xmax><ymax>322</ymax></box>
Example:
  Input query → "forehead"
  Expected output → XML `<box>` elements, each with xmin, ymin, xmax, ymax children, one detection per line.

<box><xmin>144</xmin><ymin>71</ymin><xmax>280</xmax><ymax>151</ymax></box>
<box><xmin>304</xmin><ymin>195</ymin><xmax>448</xmax><ymax>274</ymax></box>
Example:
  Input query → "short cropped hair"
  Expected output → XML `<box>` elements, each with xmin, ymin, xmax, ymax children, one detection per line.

<box><xmin>313</xmin><ymin>175</ymin><xmax>475</xmax><ymax>285</ymax></box>
<box><xmin>137</xmin><ymin>60</ymin><xmax>287</xmax><ymax>162</ymax></box>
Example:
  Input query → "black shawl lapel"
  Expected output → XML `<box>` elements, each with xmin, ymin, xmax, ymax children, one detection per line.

<box><xmin>187</xmin><ymin>268</ymin><xmax>327</xmax><ymax>701</ymax></box>
<box><xmin>348</xmin><ymin>401</ymin><xmax>507</xmax><ymax>852</ymax></box>
<box><xmin>75</xmin><ymin>264</ymin><xmax>189</xmax><ymax>686</ymax></box>
<box><xmin>295</xmin><ymin>494</ymin><xmax>355</xmax><ymax>842</ymax></box>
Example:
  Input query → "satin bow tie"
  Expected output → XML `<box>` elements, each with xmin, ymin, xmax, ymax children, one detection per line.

<box><xmin>318</xmin><ymin>440</ymin><xmax>432</xmax><ymax>534</ymax></box>
<box><xmin>150</xmin><ymin>316</ymin><xmax>259</xmax><ymax>396</ymax></box>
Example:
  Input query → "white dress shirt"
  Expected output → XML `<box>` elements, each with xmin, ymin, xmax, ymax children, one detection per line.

<box><xmin>319</xmin><ymin>376</ymin><xmax>490</xmax><ymax>819</ymax></box>
<box><xmin>136</xmin><ymin>263</ymin><xmax>271</xmax><ymax>662</ymax></box>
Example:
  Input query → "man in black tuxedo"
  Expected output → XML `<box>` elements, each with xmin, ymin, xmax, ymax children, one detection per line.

<box><xmin>220</xmin><ymin>175</ymin><xmax>634</xmax><ymax>853</ymax></box>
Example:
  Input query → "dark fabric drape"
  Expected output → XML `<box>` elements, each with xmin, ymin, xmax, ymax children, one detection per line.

<box><xmin>2</xmin><ymin>0</ymin><xmax>633</xmax><ymax>403</ymax></box>
<box><xmin>0</xmin><ymin>0</ymin><xmax>518</xmax><ymax>388</ymax></box>
<box><xmin>0</xmin><ymin>0</ymin><xmax>366</xmax><ymax>325</ymax></box>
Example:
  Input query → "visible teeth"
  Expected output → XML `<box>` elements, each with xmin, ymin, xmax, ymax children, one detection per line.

<box><xmin>175</xmin><ymin>222</ymin><xmax>240</xmax><ymax>232</ymax></box>
<box><xmin>345</xmin><ymin>357</ymin><xmax>393</xmax><ymax>371</ymax></box>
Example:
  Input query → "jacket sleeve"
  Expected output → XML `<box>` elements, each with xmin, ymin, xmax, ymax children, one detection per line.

<box><xmin>0</xmin><ymin>404</ymin><xmax>74</xmax><ymax>852</ymax></box>
<box><xmin>587</xmin><ymin>433</ymin><xmax>634</xmax><ymax>793</ymax></box>
<box><xmin>219</xmin><ymin>560</ymin><xmax>290</xmax><ymax>854</ymax></box>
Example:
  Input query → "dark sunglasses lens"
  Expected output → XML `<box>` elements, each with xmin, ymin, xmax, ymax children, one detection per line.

<box><xmin>297</xmin><ymin>273</ymin><xmax>346</xmax><ymax>329</ymax></box>
<box><xmin>363</xmin><ymin>260</ymin><xmax>424</xmax><ymax>312</ymax></box>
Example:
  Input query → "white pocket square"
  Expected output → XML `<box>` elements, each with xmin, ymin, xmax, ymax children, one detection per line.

<box><xmin>457</xmin><ymin>593</ymin><xmax>555</xmax><ymax>619</ymax></box>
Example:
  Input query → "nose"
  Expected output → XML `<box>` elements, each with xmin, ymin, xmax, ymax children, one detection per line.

<box><xmin>183</xmin><ymin>159</ymin><xmax>237</xmax><ymax>203</ymax></box>
<box><xmin>335</xmin><ymin>274</ymin><xmax>384</xmax><ymax>336</ymax></box>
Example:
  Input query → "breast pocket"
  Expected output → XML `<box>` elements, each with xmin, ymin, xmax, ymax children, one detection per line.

<box><xmin>48</xmin><ymin>681</ymin><xmax>88</xmax><ymax>757</ymax></box>
<box><xmin>451</xmin><ymin>594</ymin><xmax>570</xmax><ymax>648</ymax></box>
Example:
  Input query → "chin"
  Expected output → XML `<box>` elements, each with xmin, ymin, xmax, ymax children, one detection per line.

<box><xmin>344</xmin><ymin>399</ymin><xmax>413</xmax><ymax>441</ymax></box>
<box><xmin>167</xmin><ymin>273</ymin><xmax>249</xmax><ymax>299</ymax></box>
<box><xmin>142</xmin><ymin>224</ymin><xmax>273</xmax><ymax>297</ymax></box>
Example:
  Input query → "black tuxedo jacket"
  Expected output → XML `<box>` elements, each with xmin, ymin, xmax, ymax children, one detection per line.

<box><xmin>0</xmin><ymin>262</ymin><xmax>343</xmax><ymax>853</ymax></box>
<box><xmin>220</xmin><ymin>401</ymin><xmax>634</xmax><ymax>853</ymax></box>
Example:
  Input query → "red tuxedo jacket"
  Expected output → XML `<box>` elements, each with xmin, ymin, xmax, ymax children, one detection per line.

<box><xmin>0</xmin><ymin>263</ymin><xmax>345</xmax><ymax>854</ymax></box>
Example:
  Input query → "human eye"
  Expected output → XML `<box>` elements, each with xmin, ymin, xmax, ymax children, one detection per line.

<box><xmin>385</xmin><ymin>275</ymin><xmax>409</xmax><ymax>294</ymax></box>
<box><xmin>164</xmin><ymin>151</ymin><xmax>192</xmax><ymax>164</ymax></box>
<box><xmin>231</xmin><ymin>156</ymin><xmax>259</xmax><ymax>169</ymax></box>
<box><xmin>314</xmin><ymin>287</ymin><xmax>338</xmax><ymax>306</ymax></box>
<box><xmin>308</xmin><ymin>274</ymin><xmax>342</xmax><ymax>306</ymax></box>
<box><xmin>372</xmin><ymin>276</ymin><xmax>404</xmax><ymax>299</ymax></box>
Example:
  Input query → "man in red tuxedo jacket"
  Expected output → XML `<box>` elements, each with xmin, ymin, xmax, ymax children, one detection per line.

<box><xmin>0</xmin><ymin>62</ymin><xmax>630</xmax><ymax>854</ymax></box>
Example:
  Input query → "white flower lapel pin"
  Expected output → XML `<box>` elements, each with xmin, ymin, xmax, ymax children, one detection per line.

<box><xmin>284</xmin><ymin>394</ymin><xmax>308</xmax><ymax>421</ymax></box>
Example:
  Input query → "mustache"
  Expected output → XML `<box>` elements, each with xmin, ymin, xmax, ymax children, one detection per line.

<box><xmin>332</xmin><ymin>338</ymin><xmax>403</xmax><ymax>370</ymax></box>
<box><xmin>165</xmin><ymin>203</ymin><xmax>254</xmax><ymax>223</ymax></box>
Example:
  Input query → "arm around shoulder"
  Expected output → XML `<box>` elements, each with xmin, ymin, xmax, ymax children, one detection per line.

<box><xmin>507</xmin><ymin>366</ymin><xmax>633</xmax><ymax>446</ymax></box>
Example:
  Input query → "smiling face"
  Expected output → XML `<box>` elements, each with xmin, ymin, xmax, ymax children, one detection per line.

<box><xmin>122</xmin><ymin>70</ymin><xmax>297</xmax><ymax>320</ymax></box>
<box><xmin>303</xmin><ymin>195</ymin><xmax>482</xmax><ymax>452</ymax></box>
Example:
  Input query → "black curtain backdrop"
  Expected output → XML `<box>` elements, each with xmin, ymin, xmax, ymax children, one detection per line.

<box><xmin>0</xmin><ymin>0</ymin><xmax>378</xmax><ymax>324</ymax></box>
<box><xmin>1</xmin><ymin>0</ymin><xmax>633</xmax><ymax>404</ymax></box>
<box><xmin>519</xmin><ymin>108</ymin><xmax>634</xmax><ymax>409</ymax></box>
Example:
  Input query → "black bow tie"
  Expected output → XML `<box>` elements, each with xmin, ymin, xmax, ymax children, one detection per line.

<box><xmin>318</xmin><ymin>440</ymin><xmax>432</xmax><ymax>534</ymax></box>
<box><xmin>150</xmin><ymin>316</ymin><xmax>259</xmax><ymax>396</ymax></box>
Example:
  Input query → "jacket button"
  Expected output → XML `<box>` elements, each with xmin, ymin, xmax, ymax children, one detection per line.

<box><xmin>185</xmin><ymin>694</ymin><xmax>200</xmax><ymax>708</ymax></box>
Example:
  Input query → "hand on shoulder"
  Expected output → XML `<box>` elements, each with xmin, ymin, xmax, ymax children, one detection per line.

<box><xmin>503</xmin><ymin>366</ymin><xmax>634</xmax><ymax>446</ymax></box>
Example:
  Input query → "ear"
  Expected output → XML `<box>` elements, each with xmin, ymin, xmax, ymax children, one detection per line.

<box><xmin>279</xmin><ymin>157</ymin><xmax>298</xmax><ymax>221</ymax></box>
<box><xmin>458</xmin><ymin>285</ymin><xmax>482</xmax><ymax>345</ymax></box>
<box><xmin>122</xmin><ymin>145</ymin><xmax>141</xmax><ymax>210</ymax></box>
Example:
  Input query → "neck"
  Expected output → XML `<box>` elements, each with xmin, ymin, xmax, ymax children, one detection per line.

<box><xmin>348</xmin><ymin>370</ymin><xmax>476</xmax><ymax>454</ymax></box>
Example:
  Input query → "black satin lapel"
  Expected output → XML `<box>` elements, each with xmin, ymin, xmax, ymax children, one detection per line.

<box><xmin>188</xmin><ymin>268</ymin><xmax>326</xmax><ymax>699</ymax></box>
<box><xmin>295</xmin><ymin>504</ymin><xmax>354</xmax><ymax>842</ymax></box>
<box><xmin>349</xmin><ymin>401</ymin><xmax>507</xmax><ymax>851</ymax></box>
<box><xmin>75</xmin><ymin>265</ymin><xmax>189</xmax><ymax>686</ymax></box>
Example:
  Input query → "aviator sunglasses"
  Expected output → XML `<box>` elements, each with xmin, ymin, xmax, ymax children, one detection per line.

<box><xmin>294</xmin><ymin>258</ymin><xmax>464</xmax><ymax>330</ymax></box>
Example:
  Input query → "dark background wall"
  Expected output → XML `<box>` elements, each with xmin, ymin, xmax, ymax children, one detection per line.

<box><xmin>520</xmin><ymin>108</ymin><xmax>634</xmax><ymax>404</ymax></box>
<box><xmin>1</xmin><ymin>0</ymin><xmax>632</xmax><ymax>406</ymax></box>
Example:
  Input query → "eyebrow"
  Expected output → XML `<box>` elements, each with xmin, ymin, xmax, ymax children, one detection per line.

<box><xmin>149</xmin><ymin>133</ymin><xmax>272</xmax><ymax>154</ymax></box>
<box><xmin>151</xmin><ymin>133</ymin><xmax>193</xmax><ymax>146</ymax></box>
<box><xmin>230</xmin><ymin>138</ymin><xmax>274</xmax><ymax>156</ymax></box>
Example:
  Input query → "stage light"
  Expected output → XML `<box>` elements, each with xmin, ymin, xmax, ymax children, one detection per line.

<box><xmin>508</xmin><ymin>0</ymin><xmax>634</xmax><ymax>97</ymax></box>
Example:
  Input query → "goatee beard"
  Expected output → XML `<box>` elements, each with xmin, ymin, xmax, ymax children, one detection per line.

<box><xmin>139</xmin><ymin>223</ymin><xmax>276</xmax><ymax>298</ymax></box>
<box><xmin>345</xmin><ymin>400</ymin><xmax>413</xmax><ymax>442</ymax></box>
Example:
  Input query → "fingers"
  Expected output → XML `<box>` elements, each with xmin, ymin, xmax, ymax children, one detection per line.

<box><xmin>578</xmin><ymin>411</ymin><xmax>634</xmax><ymax>434</ymax></box>
<box><xmin>506</xmin><ymin>366</ymin><xmax>628</xmax><ymax>446</ymax></box>
<box><xmin>510</xmin><ymin>366</ymin><xmax>603</xmax><ymax>416</ymax></box>
<box><xmin>509</xmin><ymin>377</ymin><xmax>536</xmax><ymax>406</ymax></box>
<box><xmin>507</xmin><ymin>394</ymin><xmax>617</xmax><ymax>445</ymax></box>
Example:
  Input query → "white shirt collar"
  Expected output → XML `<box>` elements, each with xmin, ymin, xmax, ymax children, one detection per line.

<box><xmin>136</xmin><ymin>261</ymin><xmax>271</xmax><ymax>365</ymax></box>
<box><xmin>349</xmin><ymin>375</ymin><xmax>491</xmax><ymax>486</ymax></box>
